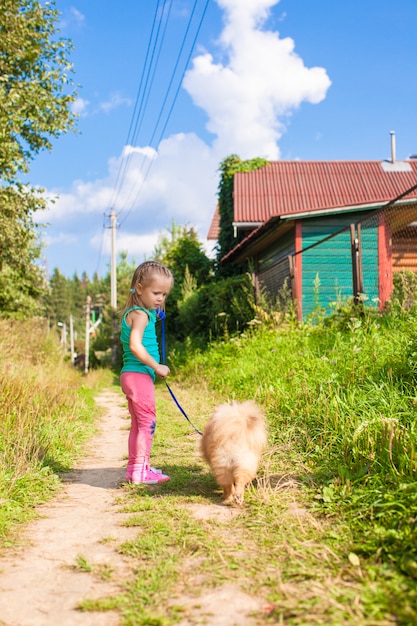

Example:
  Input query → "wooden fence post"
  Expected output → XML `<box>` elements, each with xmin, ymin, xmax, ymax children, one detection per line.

<box><xmin>350</xmin><ymin>223</ymin><xmax>364</xmax><ymax>305</ymax></box>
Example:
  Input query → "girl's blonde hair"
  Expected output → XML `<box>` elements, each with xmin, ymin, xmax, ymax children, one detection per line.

<box><xmin>120</xmin><ymin>261</ymin><xmax>174</xmax><ymax>317</ymax></box>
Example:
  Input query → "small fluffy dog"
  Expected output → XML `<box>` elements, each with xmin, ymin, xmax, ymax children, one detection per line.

<box><xmin>200</xmin><ymin>400</ymin><xmax>267</xmax><ymax>505</ymax></box>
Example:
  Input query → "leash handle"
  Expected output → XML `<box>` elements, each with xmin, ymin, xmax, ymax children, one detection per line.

<box><xmin>156</xmin><ymin>307</ymin><xmax>166</xmax><ymax>365</ymax></box>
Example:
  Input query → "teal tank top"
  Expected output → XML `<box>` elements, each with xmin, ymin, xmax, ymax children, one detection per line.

<box><xmin>120</xmin><ymin>306</ymin><xmax>159</xmax><ymax>380</ymax></box>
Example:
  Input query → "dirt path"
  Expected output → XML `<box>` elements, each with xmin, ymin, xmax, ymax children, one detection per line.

<box><xmin>0</xmin><ymin>387</ymin><xmax>377</xmax><ymax>625</ymax></box>
<box><xmin>0</xmin><ymin>389</ymin><xmax>266</xmax><ymax>626</ymax></box>
<box><xmin>0</xmin><ymin>390</ymin><xmax>135</xmax><ymax>626</ymax></box>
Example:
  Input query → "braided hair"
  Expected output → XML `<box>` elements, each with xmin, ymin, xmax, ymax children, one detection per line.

<box><xmin>120</xmin><ymin>261</ymin><xmax>174</xmax><ymax>317</ymax></box>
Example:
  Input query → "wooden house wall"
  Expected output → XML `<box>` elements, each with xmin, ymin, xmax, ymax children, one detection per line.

<box><xmin>392</xmin><ymin>225</ymin><xmax>417</xmax><ymax>274</ymax></box>
<box><xmin>301</xmin><ymin>213</ymin><xmax>378</xmax><ymax>317</ymax></box>
<box><xmin>360</xmin><ymin>220</ymin><xmax>379</xmax><ymax>303</ymax></box>
<box><xmin>256</xmin><ymin>230</ymin><xmax>294</xmax><ymax>303</ymax></box>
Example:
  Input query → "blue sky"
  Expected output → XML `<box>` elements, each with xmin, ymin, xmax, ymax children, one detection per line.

<box><xmin>30</xmin><ymin>0</ymin><xmax>417</xmax><ymax>279</ymax></box>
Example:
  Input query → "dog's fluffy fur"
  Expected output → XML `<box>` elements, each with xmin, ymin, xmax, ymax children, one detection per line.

<box><xmin>200</xmin><ymin>400</ymin><xmax>267</xmax><ymax>505</ymax></box>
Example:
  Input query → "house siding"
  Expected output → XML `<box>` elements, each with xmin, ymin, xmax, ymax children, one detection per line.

<box><xmin>221</xmin><ymin>161</ymin><xmax>417</xmax><ymax>320</ymax></box>
<box><xmin>257</xmin><ymin>230</ymin><xmax>294</xmax><ymax>302</ymax></box>
<box><xmin>392</xmin><ymin>225</ymin><xmax>417</xmax><ymax>273</ymax></box>
<box><xmin>301</xmin><ymin>214</ymin><xmax>378</xmax><ymax>317</ymax></box>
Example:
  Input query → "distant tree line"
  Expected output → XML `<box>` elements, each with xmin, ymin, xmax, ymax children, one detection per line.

<box><xmin>43</xmin><ymin>223</ymin><xmax>257</xmax><ymax>369</ymax></box>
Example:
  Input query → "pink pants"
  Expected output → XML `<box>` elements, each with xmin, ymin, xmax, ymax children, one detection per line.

<box><xmin>120</xmin><ymin>371</ymin><xmax>156</xmax><ymax>467</ymax></box>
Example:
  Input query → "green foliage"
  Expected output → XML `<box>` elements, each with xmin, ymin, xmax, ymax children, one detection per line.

<box><xmin>216</xmin><ymin>154</ymin><xmax>268</xmax><ymax>277</ymax></box>
<box><xmin>255</xmin><ymin>276</ymin><xmax>296</xmax><ymax>327</ymax></box>
<box><xmin>175</xmin><ymin>302</ymin><xmax>417</xmax><ymax>616</ymax></box>
<box><xmin>0</xmin><ymin>185</ymin><xmax>47</xmax><ymax>316</ymax></box>
<box><xmin>43</xmin><ymin>268</ymin><xmax>109</xmax><ymax>348</ymax></box>
<box><xmin>0</xmin><ymin>318</ymin><xmax>101</xmax><ymax>543</ymax></box>
<box><xmin>390</xmin><ymin>269</ymin><xmax>417</xmax><ymax>313</ymax></box>
<box><xmin>44</xmin><ymin>268</ymin><xmax>73</xmax><ymax>324</ymax></box>
<box><xmin>150</xmin><ymin>223</ymin><xmax>214</xmax><ymax>341</ymax></box>
<box><xmin>0</xmin><ymin>0</ymin><xmax>77</xmax><ymax>317</ymax></box>
<box><xmin>0</xmin><ymin>0</ymin><xmax>77</xmax><ymax>182</ymax></box>
<box><xmin>115</xmin><ymin>251</ymin><xmax>141</xmax><ymax>310</ymax></box>
<box><xmin>162</xmin><ymin>228</ymin><xmax>212</xmax><ymax>287</ymax></box>
<box><xmin>177</xmin><ymin>273</ymin><xmax>257</xmax><ymax>341</ymax></box>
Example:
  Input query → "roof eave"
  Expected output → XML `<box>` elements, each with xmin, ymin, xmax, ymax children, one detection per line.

<box><xmin>283</xmin><ymin>198</ymin><xmax>417</xmax><ymax>220</ymax></box>
<box><xmin>222</xmin><ymin>216</ymin><xmax>287</xmax><ymax>264</ymax></box>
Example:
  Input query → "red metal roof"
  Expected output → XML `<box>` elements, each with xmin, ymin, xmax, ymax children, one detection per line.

<box><xmin>207</xmin><ymin>204</ymin><xmax>220</xmax><ymax>240</ymax></box>
<box><xmin>208</xmin><ymin>160</ymin><xmax>417</xmax><ymax>239</ymax></box>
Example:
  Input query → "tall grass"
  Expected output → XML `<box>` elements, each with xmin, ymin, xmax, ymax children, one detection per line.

<box><xmin>174</xmin><ymin>303</ymin><xmax>417</xmax><ymax>621</ymax></box>
<box><xmin>0</xmin><ymin>318</ymin><xmax>101</xmax><ymax>544</ymax></box>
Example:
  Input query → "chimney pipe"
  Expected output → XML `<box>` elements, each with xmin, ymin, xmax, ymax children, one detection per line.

<box><xmin>390</xmin><ymin>130</ymin><xmax>396</xmax><ymax>163</ymax></box>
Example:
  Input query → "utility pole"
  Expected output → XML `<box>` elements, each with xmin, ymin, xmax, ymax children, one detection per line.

<box><xmin>69</xmin><ymin>315</ymin><xmax>75</xmax><ymax>365</ymax></box>
<box><xmin>109</xmin><ymin>209</ymin><xmax>119</xmax><ymax>367</ymax></box>
<box><xmin>85</xmin><ymin>295</ymin><xmax>91</xmax><ymax>374</ymax></box>
<box><xmin>110</xmin><ymin>209</ymin><xmax>117</xmax><ymax>308</ymax></box>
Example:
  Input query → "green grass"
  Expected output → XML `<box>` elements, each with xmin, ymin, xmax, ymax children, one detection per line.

<box><xmin>0</xmin><ymin>318</ymin><xmax>111</xmax><ymax>546</ymax></box>
<box><xmin>3</xmin><ymin>305</ymin><xmax>417</xmax><ymax>623</ymax></box>
<box><xmin>79</xmin><ymin>382</ymin><xmax>397</xmax><ymax>625</ymax></box>
<box><xmin>171</xmin><ymin>305</ymin><xmax>417</xmax><ymax>623</ymax></box>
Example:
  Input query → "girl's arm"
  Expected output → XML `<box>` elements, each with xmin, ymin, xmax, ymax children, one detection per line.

<box><xmin>129</xmin><ymin>310</ymin><xmax>170</xmax><ymax>378</ymax></box>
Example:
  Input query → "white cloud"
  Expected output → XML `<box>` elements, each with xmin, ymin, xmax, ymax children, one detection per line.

<box><xmin>41</xmin><ymin>231</ymin><xmax>78</xmax><ymax>246</ymax></box>
<box><xmin>183</xmin><ymin>0</ymin><xmax>331</xmax><ymax>160</ymax></box>
<box><xmin>70</xmin><ymin>7</ymin><xmax>85</xmax><ymax>26</ymax></box>
<box><xmin>71</xmin><ymin>97</ymin><xmax>89</xmax><ymax>116</ymax></box>
<box><xmin>41</xmin><ymin>0</ymin><xmax>331</xmax><ymax>276</ymax></box>
<box><xmin>99</xmin><ymin>92</ymin><xmax>132</xmax><ymax>114</ymax></box>
<box><xmin>59</xmin><ymin>7</ymin><xmax>85</xmax><ymax>30</ymax></box>
<box><xmin>122</xmin><ymin>145</ymin><xmax>158</xmax><ymax>160</ymax></box>
<box><xmin>93</xmin><ymin>230</ymin><xmax>160</xmax><ymax>261</ymax></box>
<box><xmin>41</xmin><ymin>132</ymin><xmax>218</xmax><ymax>238</ymax></box>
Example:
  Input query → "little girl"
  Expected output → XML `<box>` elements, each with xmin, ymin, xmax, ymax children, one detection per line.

<box><xmin>120</xmin><ymin>260</ymin><xmax>174</xmax><ymax>484</ymax></box>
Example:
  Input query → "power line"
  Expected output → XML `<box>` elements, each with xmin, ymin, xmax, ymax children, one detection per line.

<box><xmin>102</xmin><ymin>0</ymin><xmax>211</xmax><ymax>293</ymax></box>
<box><xmin>109</xmin><ymin>0</ymin><xmax>167</xmax><ymax>213</ymax></box>
<box><xmin>119</xmin><ymin>0</ymin><xmax>210</xmax><ymax>226</ymax></box>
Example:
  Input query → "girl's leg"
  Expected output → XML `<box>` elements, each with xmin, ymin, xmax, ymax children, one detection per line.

<box><xmin>121</xmin><ymin>371</ymin><xmax>155</xmax><ymax>466</ymax></box>
<box><xmin>120</xmin><ymin>372</ymin><xmax>169</xmax><ymax>484</ymax></box>
<box><xmin>126</xmin><ymin>395</ymin><xmax>162</xmax><ymax>475</ymax></box>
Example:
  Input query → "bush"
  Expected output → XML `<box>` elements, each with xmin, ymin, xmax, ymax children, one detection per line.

<box><xmin>390</xmin><ymin>270</ymin><xmax>417</xmax><ymax>312</ymax></box>
<box><xmin>178</xmin><ymin>274</ymin><xmax>257</xmax><ymax>341</ymax></box>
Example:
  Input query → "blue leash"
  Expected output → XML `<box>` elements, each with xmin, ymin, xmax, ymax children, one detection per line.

<box><xmin>157</xmin><ymin>309</ymin><xmax>202</xmax><ymax>436</ymax></box>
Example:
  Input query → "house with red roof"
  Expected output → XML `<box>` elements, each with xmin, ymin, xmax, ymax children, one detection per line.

<box><xmin>208</xmin><ymin>148</ymin><xmax>417</xmax><ymax>320</ymax></box>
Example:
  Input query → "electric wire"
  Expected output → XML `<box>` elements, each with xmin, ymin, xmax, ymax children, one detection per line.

<box><xmin>128</xmin><ymin>0</ymin><xmax>174</xmax><ymax>154</ymax></box>
<box><xmin>108</xmin><ymin>0</ymin><xmax>166</xmax><ymax>213</ymax></box>
<box><xmin>118</xmin><ymin>0</ymin><xmax>210</xmax><ymax>226</ymax></box>
<box><xmin>120</xmin><ymin>0</ymin><xmax>206</xmax><ymax>220</ymax></box>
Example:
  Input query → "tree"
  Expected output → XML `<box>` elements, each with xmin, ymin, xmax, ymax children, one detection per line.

<box><xmin>0</xmin><ymin>186</ymin><xmax>46</xmax><ymax>316</ymax></box>
<box><xmin>151</xmin><ymin>223</ymin><xmax>214</xmax><ymax>340</ymax></box>
<box><xmin>44</xmin><ymin>268</ymin><xmax>71</xmax><ymax>326</ymax></box>
<box><xmin>216</xmin><ymin>155</ymin><xmax>268</xmax><ymax>277</ymax></box>
<box><xmin>0</xmin><ymin>0</ymin><xmax>77</xmax><ymax>316</ymax></box>
<box><xmin>163</xmin><ymin>229</ymin><xmax>213</xmax><ymax>287</ymax></box>
<box><xmin>0</xmin><ymin>0</ymin><xmax>77</xmax><ymax>181</ymax></box>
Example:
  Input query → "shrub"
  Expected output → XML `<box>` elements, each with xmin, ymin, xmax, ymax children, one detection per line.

<box><xmin>178</xmin><ymin>273</ymin><xmax>257</xmax><ymax>341</ymax></box>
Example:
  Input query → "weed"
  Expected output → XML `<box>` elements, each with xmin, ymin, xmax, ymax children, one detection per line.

<box><xmin>74</xmin><ymin>554</ymin><xmax>93</xmax><ymax>573</ymax></box>
<box><xmin>0</xmin><ymin>319</ymin><xmax>110</xmax><ymax>546</ymax></box>
<box><xmin>3</xmin><ymin>306</ymin><xmax>417</xmax><ymax>623</ymax></box>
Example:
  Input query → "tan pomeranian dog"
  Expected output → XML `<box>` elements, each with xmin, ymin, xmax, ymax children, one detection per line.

<box><xmin>200</xmin><ymin>400</ymin><xmax>267</xmax><ymax>505</ymax></box>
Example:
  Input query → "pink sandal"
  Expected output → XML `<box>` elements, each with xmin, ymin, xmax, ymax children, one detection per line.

<box><xmin>127</xmin><ymin>464</ymin><xmax>169</xmax><ymax>485</ymax></box>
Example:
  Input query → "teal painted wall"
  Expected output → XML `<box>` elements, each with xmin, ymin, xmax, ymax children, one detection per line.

<box><xmin>301</xmin><ymin>215</ymin><xmax>378</xmax><ymax>318</ymax></box>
